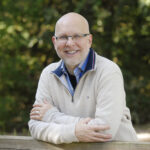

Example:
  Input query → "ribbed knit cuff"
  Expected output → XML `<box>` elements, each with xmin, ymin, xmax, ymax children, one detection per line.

<box><xmin>61</xmin><ymin>123</ymin><xmax>79</xmax><ymax>143</ymax></box>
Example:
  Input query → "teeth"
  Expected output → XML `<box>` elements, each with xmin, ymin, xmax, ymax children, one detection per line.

<box><xmin>66</xmin><ymin>51</ymin><xmax>77</xmax><ymax>54</ymax></box>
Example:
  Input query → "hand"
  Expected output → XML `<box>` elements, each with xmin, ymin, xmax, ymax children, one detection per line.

<box><xmin>75</xmin><ymin>118</ymin><xmax>112</xmax><ymax>142</ymax></box>
<box><xmin>30</xmin><ymin>100</ymin><xmax>53</xmax><ymax>121</ymax></box>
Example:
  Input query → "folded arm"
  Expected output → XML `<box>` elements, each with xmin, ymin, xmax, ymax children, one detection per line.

<box><xmin>30</xmin><ymin>100</ymin><xmax>81</xmax><ymax>124</ymax></box>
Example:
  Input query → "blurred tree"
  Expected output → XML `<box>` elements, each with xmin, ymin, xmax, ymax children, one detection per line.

<box><xmin>0</xmin><ymin>0</ymin><xmax>149</xmax><ymax>134</ymax></box>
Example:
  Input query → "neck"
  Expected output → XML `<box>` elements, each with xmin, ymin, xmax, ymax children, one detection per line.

<box><xmin>65</xmin><ymin>65</ymin><xmax>76</xmax><ymax>75</ymax></box>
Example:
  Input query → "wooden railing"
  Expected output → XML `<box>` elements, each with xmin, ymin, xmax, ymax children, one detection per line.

<box><xmin>0</xmin><ymin>135</ymin><xmax>150</xmax><ymax>150</ymax></box>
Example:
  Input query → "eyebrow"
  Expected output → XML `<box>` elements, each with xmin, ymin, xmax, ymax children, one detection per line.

<box><xmin>55</xmin><ymin>33</ymin><xmax>85</xmax><ymax>36</ymax></box>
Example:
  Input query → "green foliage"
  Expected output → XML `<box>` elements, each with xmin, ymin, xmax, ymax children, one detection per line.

<box><xmin>0</xmin><ymin>0</ymin><xmax>150</xmax><ymax>133</ymax></box>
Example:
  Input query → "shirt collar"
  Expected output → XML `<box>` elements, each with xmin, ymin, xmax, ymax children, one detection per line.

<box><xmin>78</xmin><ymin>52</ymin><xmax>89</xmax><ymax>72</ymax></box>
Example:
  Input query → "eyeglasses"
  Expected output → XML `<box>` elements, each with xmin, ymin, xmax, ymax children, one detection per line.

<box><xmin>54</xmin><ymin>33</ymin><xmax>90</xmax><ymax>42</ymax></box>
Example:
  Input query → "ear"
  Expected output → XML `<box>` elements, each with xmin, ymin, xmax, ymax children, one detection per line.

<box><xmin>88</xmin><ymin>34</ymin><xmax>93</xmax><ymax>47</ymax></box>
<box><xmin>52</xmin><ymin>36</ymin><xmax>56</xmax><ymax>45</ymax></box>
<box><xmin>52</xmin><ymin>36</ymin><xmax>57</xmax><ymax>50</ymax></box>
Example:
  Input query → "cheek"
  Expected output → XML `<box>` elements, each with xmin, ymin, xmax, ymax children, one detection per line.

<box><xmin>76</xmin><ymin>41</ymin><xmax>85</xmax><ymax>49</ymax></box>
<box><xmin>55</xmin><ymin>43</ymin><xmax>64</xmax><ymax>51</ymax></box>
<box><xmin>78</xmin><ymin>42</ymin><xmax>89</xmax><ymax>51</ymax></box>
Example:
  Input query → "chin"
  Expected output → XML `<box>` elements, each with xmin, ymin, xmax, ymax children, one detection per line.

<box><xmin>64</xmin><ymin>59</ymin><xmax>81</xmax><ymax>68</ymax></box>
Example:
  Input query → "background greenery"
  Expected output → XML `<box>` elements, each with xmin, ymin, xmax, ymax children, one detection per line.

<box><xmin>0</xmin><ymin>0</ymin><xmax>150</xmax><ymax>134</ymax></box>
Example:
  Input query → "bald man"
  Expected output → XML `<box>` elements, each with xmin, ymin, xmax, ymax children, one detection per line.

<box><xmin>29</xmin><ymin>12</ymin><xmax>137</xmax><ymax>144</ymax></box>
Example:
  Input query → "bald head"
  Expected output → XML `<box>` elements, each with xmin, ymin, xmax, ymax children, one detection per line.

<box><xmin>54</xmin><ymin>12</ymin><xmax>90</xmax><ymax>36</ymax></box>
<box><xmin>52</xmin><ymin>12</ymin><xmax>93</xmax><ymax>73</ymax></box>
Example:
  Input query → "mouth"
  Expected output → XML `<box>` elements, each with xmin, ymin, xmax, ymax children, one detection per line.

<box><xmin>64</xmin><ymin>50</ymin><xmax>79</xmax><ymax>56</ymax></box>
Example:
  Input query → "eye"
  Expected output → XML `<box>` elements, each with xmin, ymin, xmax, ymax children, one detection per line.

<box><xmin>59</xmin><ymin>36</ymin><xmax>68</xmax><ymax>40</ymax></box>
<box><xmin>73</xmin><ymin>35</ymin><xmax>81</xmax><ymax>39</ymax></box>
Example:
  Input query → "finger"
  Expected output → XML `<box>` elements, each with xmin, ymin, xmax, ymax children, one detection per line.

<box><xmin>93</xmin><ymin>132</ymin><xmax>112</xmax><ymax>139</ymax></box>
<box><xmin>88</xmin><ymin>136</ymin><xmax>112</xmax><ymax>142</ymax></box>
<box><xmin>91</xmin><ymin>125</ymin><xmax>110</xmax><ymax>131</ymax></box>
<box><xmin>30</xmin><ymin>115</ymin><xmax>41</xmax><ymax>121</ymax></box>
<box><xmin>30</xmin><ymin>110</ymin><xmax>40</xmax><ymax>116</ymax></box>
<box><xmin>33</xmin><ymin>104</ymin><xmax>43</xmax><ymax>107</ymax></box>
<box><xmin>30</xmin><ymin>111</ymin><xmax>42</xmax><ymax>120</ymax></box>
<box><xmin>30</xmin><ymin>107</ymin><xmax>40</xmax><ymax>113</ymax></box>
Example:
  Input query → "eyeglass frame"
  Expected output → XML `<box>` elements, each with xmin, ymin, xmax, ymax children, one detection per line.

<box><xmin>54</xmin><ymin>33</ymin><xmax>90</xmax><ymax>42</ymax></box>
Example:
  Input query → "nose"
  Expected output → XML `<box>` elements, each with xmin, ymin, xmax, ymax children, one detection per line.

<box><xmin>65</xmin><ymin>37</ymin><xmax>75</xmax><ymax>46</ymax></box>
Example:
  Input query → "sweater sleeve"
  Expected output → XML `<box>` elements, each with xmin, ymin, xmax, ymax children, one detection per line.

<box><xmin>88</xmin><ymin>66</ymin><xmax>126</xmax><ymax>139</ymax></box>
<box><xmin>28</xmin><ymin>119</ymin><xmax>79</xmax><ymax>144</ymax></box>
<box><xmin>42</xmin><ymin>106</ymin><xmax>81</xmax><ymax>123</ymax></box>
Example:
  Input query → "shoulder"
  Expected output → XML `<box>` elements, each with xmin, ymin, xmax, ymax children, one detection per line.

<box><xmin>41</xmin><ymin>60</ymin><xmax>61</xmax><ymax>76</ymax></box>
<box><xmin>95</xmin><ymin>53</ymin><xmax>122</xmax><ymax>75</ymax></box>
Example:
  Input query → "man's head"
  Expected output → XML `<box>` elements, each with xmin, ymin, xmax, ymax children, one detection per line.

<box><xmin>52</xmin><ymin>12</ymin><xmax>92</xmax><ymax>72</ymax></box>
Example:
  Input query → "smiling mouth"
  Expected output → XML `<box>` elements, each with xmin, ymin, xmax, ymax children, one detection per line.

<box><xmin>65</xmin><ymin>50</ymin><xmax>79</xmax><ymax>55</ymax></box>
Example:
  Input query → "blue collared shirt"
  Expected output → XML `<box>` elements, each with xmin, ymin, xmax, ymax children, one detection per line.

<box><xmin>60</xmin><ymin>52</ymin><xmax>90</xmax><ymax>96</ymax></box>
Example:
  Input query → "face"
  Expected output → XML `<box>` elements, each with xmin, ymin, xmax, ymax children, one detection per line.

<box><xmin>52</xmin><ymin>16</ymin><xmax>92</xmax><ymax>70</ymax></box>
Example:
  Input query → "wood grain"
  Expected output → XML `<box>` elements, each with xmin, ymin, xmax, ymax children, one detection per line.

<box><xmin>0</xmin><ymin>135</ymin><xmax>150</xmax><ymax>150</ymax></box>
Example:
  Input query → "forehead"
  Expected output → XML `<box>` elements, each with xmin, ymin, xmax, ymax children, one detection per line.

<box><xmin>56</xmin><ymin>24</ymin><xmax>83</xmax><ymax>35</ymax></box>
<box><xmin>55</xmin><ymin>15</ymin><xmax>89</xmax><ymax>36</ymax></box>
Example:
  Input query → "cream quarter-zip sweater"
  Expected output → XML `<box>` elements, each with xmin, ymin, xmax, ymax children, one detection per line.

<box><xmin>28</xmin><ymin>49</ymin><xmax>137</xmax><ymax>144</ymax></box>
